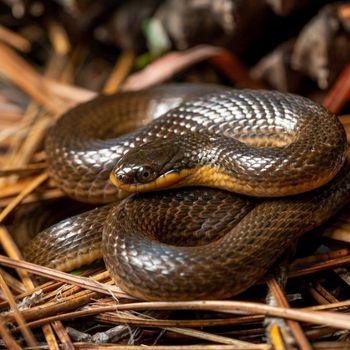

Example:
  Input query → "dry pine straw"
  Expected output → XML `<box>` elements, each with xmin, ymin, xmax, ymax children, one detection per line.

<box><xmin>0</xmin><ymin>27</ymin><xmax>349</xmax><ymax>349</ymax></box>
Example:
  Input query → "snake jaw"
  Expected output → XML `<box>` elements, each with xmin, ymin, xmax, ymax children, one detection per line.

<box><xmin>109</xmin><ymin>169</ymin><xmax>192</xmax><ymax>192</ymax></box>
<box><xmin>110</xmin><ymin>136</ymin><xmax>195</xmax><ymax>192</ymax></box>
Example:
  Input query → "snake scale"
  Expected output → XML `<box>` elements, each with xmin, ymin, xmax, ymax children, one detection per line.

<box><xmin>24</xmin><ymin>84</ymin><xmax>350</xmax><ymax>300</ymax></box>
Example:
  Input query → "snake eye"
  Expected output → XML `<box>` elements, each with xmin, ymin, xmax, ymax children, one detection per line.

<box><xmin>136</xmin><ymin>166</ymin><xmax>157</xmax><ymax>183</ymax></box>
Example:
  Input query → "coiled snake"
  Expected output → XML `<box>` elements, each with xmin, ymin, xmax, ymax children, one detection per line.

<box><xmin>24</xmin><ymin>84</ymin><xmax>350</xmax><ymax>300</ymax></box>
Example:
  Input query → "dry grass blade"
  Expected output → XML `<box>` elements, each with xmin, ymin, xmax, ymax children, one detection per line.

<box><xmin>0</xmin><ymin>225</ymin><xmax>34</xmax><ymax>290</ymax></box>
<box><xmin>8</xmin><ymin>115</ymin><xmax>52</xmax><ymax>170</ymax></box>
<box><xmin>267</xmin><ymin>278</ymin><xmax>312</xmax><ymax>350</ymax></box>
<box><xmin>0</xmin><ymin>315</ymin><xmax>22</xmax><ymax>349</ymax></box>
<box><xmin>163</xmin><ymin>327</ymin><xmax>260</xmax><ymax>348</ymax></box>
<box><xmin>51</xmin><ymin>321</ymin><xmax>74</xmax><ymax>350</ymax></box>
<box><xmin>45</xmin><ymin>79</ymin><xmax>97</xmax><ymax>103</ymax></box>
<box><xmin>0</xmin><ymin>272</ymin><xmax>38</xmax><ymax>347</ymax></box>
<box><xmin>11</xmin><ymin>289</ymin><xmax>103</xmax><ymax>325</ymax></box>
<box><xmin>322</xmin><ymin>210</ymin><xmax>350</xmax><ymax>243</ymax></box>
<box><xmin>95</xmin><ymin>312</ymin><xmax>261</xmax><ymax>328</ymax></box>
<box><xmin>73</xmin><ymin>345</ymin><xmax>268</xmax><ymax>350</ymax></box>
<box><xmin>0</xmin><ymin>188</ymin><xmax>64</xmax><ymax>208</ymax></box>
<box><xmin>2</xmin><ymin>103</ymin><xmax>39</xmax><ymax>170</ymax></box>
<box><xmin>122</xmin><ymin>45</ymin><xmax>222</xmax><ymax>91</ymax></box>
<box><xmin>288</xmin><ymin>254</ymin><xmax>350</xmax><ymax>278</ymax></box>
<box><xmin>0</xmin><ymin>226</ymin><xmax>60</xmax><ymax>349</ymax></box>
<box><xmin>0</xmin><ymin>25</ymin><xmax>31</xmax><ymax>52</ymax></box>
<box><xmin>24</xmin><ymin>308</ymin><xmax>261</xmax><ymax>330</ymax></box>
<box><xmin>308</xmin><ymin>287</ymin><xmax>329</xmax><ymax>305</ymax></box>
<box><xmin>209</xmin><ymin>51</ymin><xmax>265</xmax><ymax>89</ymax></box>
<box><xmin>0</xmin><ymin>167</ymin><xmax>61</xmax><ymax>350</ymax></box>
<box><xmin>312</xmin><ymin>282</ymin><xmax>339</xmax><ymax>304</ymax></box>
<box><xmin>8</xmin><ymin>294</ymin><xmax>350</xmax><ymax>331</ymax></box>
<box><xmin>48</xmin><ymin>21</ymin><xmax>71</xmax><ymax>56</ymax></box>
<box><xmin>305</xmin><ymin>299</ymin><xmax>350</xmax><ymax>312</ymax></box>
<box><xmin>269</xmin><ymin>324</ymin><xmax>285</xmax><ymax>350</ymax></box>
<box><xmin>0</xmin><ymin>255</ymin><xmax>128</xmax><ymax>298</ymax></box>
<box><xmin>107</xmin><ymin>301</ymin><xmax>350</xmax><ymax>330</ymax></box>
<box><xmin>324</xmin><ymin>227</ymin><xmax>350</xmax><ymax>243</ymax></box>
<box><xmin>0</xmin><ymin>163</ymin><xmax>47</xmax><ymax>176</ymax></box>
<box><xmin>69</xmin><ymin>342</ymin><xmax>350</xmax><ymax>349</ymax></box>
<box><xmin>0</xmin><ymin>283</ymin><xmax>51</xmax><ymax>308</ymax></box>
<box><xmin>0</xmin><ymin>43</ymin><xmax>63</xmax><ymax>114</ymax></box>
<box><xmin>103</xmin><ymin>50</ymin><xmax>135</xmax><ymax>94</ymax></box>
<box><xmin>0</xmin><ymin>267</ymin><xmax>25</xmax><ymax>293</ymax></box>
<box><xmin>41</xmin><ymin>324</ymin><xmax>59</xmax><ymax>350</ymax></box>
<box><xmin>323</xmin><ymin>63</ymin><xmax>350</xmax><ymax>113</ymax></box>
<box><xmin>0</xmin><ymin>172</ymin><xmax>49</xmax><ymax>222</ymax></box>
<box><xmin>291</xmin><ymin>249</ymin><xmax>350</xmax><ymax>269</ymax></box>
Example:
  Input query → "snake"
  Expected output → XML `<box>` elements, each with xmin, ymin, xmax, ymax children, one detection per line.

<box><xmin>23</xmin><ymin>84</ymin><xmax>350</xmax><ymax>300</ymax></box>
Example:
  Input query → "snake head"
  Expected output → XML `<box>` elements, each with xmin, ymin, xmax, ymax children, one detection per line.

<box><xmin>110</xmin><ymin>137</ymin><xmax>192</xmax><ymax>192</ymax></box>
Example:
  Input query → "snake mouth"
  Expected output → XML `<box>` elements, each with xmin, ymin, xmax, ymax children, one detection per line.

<box><xmin>109</xmin><ymin>169</ymin><xmax>193</xmax><ymax>192</ymax></box>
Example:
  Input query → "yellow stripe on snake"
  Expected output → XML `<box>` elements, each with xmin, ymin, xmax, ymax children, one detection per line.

<box><xmin>24</xmin><ymin>84</ymin><xmax>350</xmax><ymax>300</ymax></box>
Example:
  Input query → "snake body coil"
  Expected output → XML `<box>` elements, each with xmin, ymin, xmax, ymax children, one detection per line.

<box><xmin>25</xmin><ymin>84</ymin><xmax>350</xmax><ymax>300</ymax></box>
